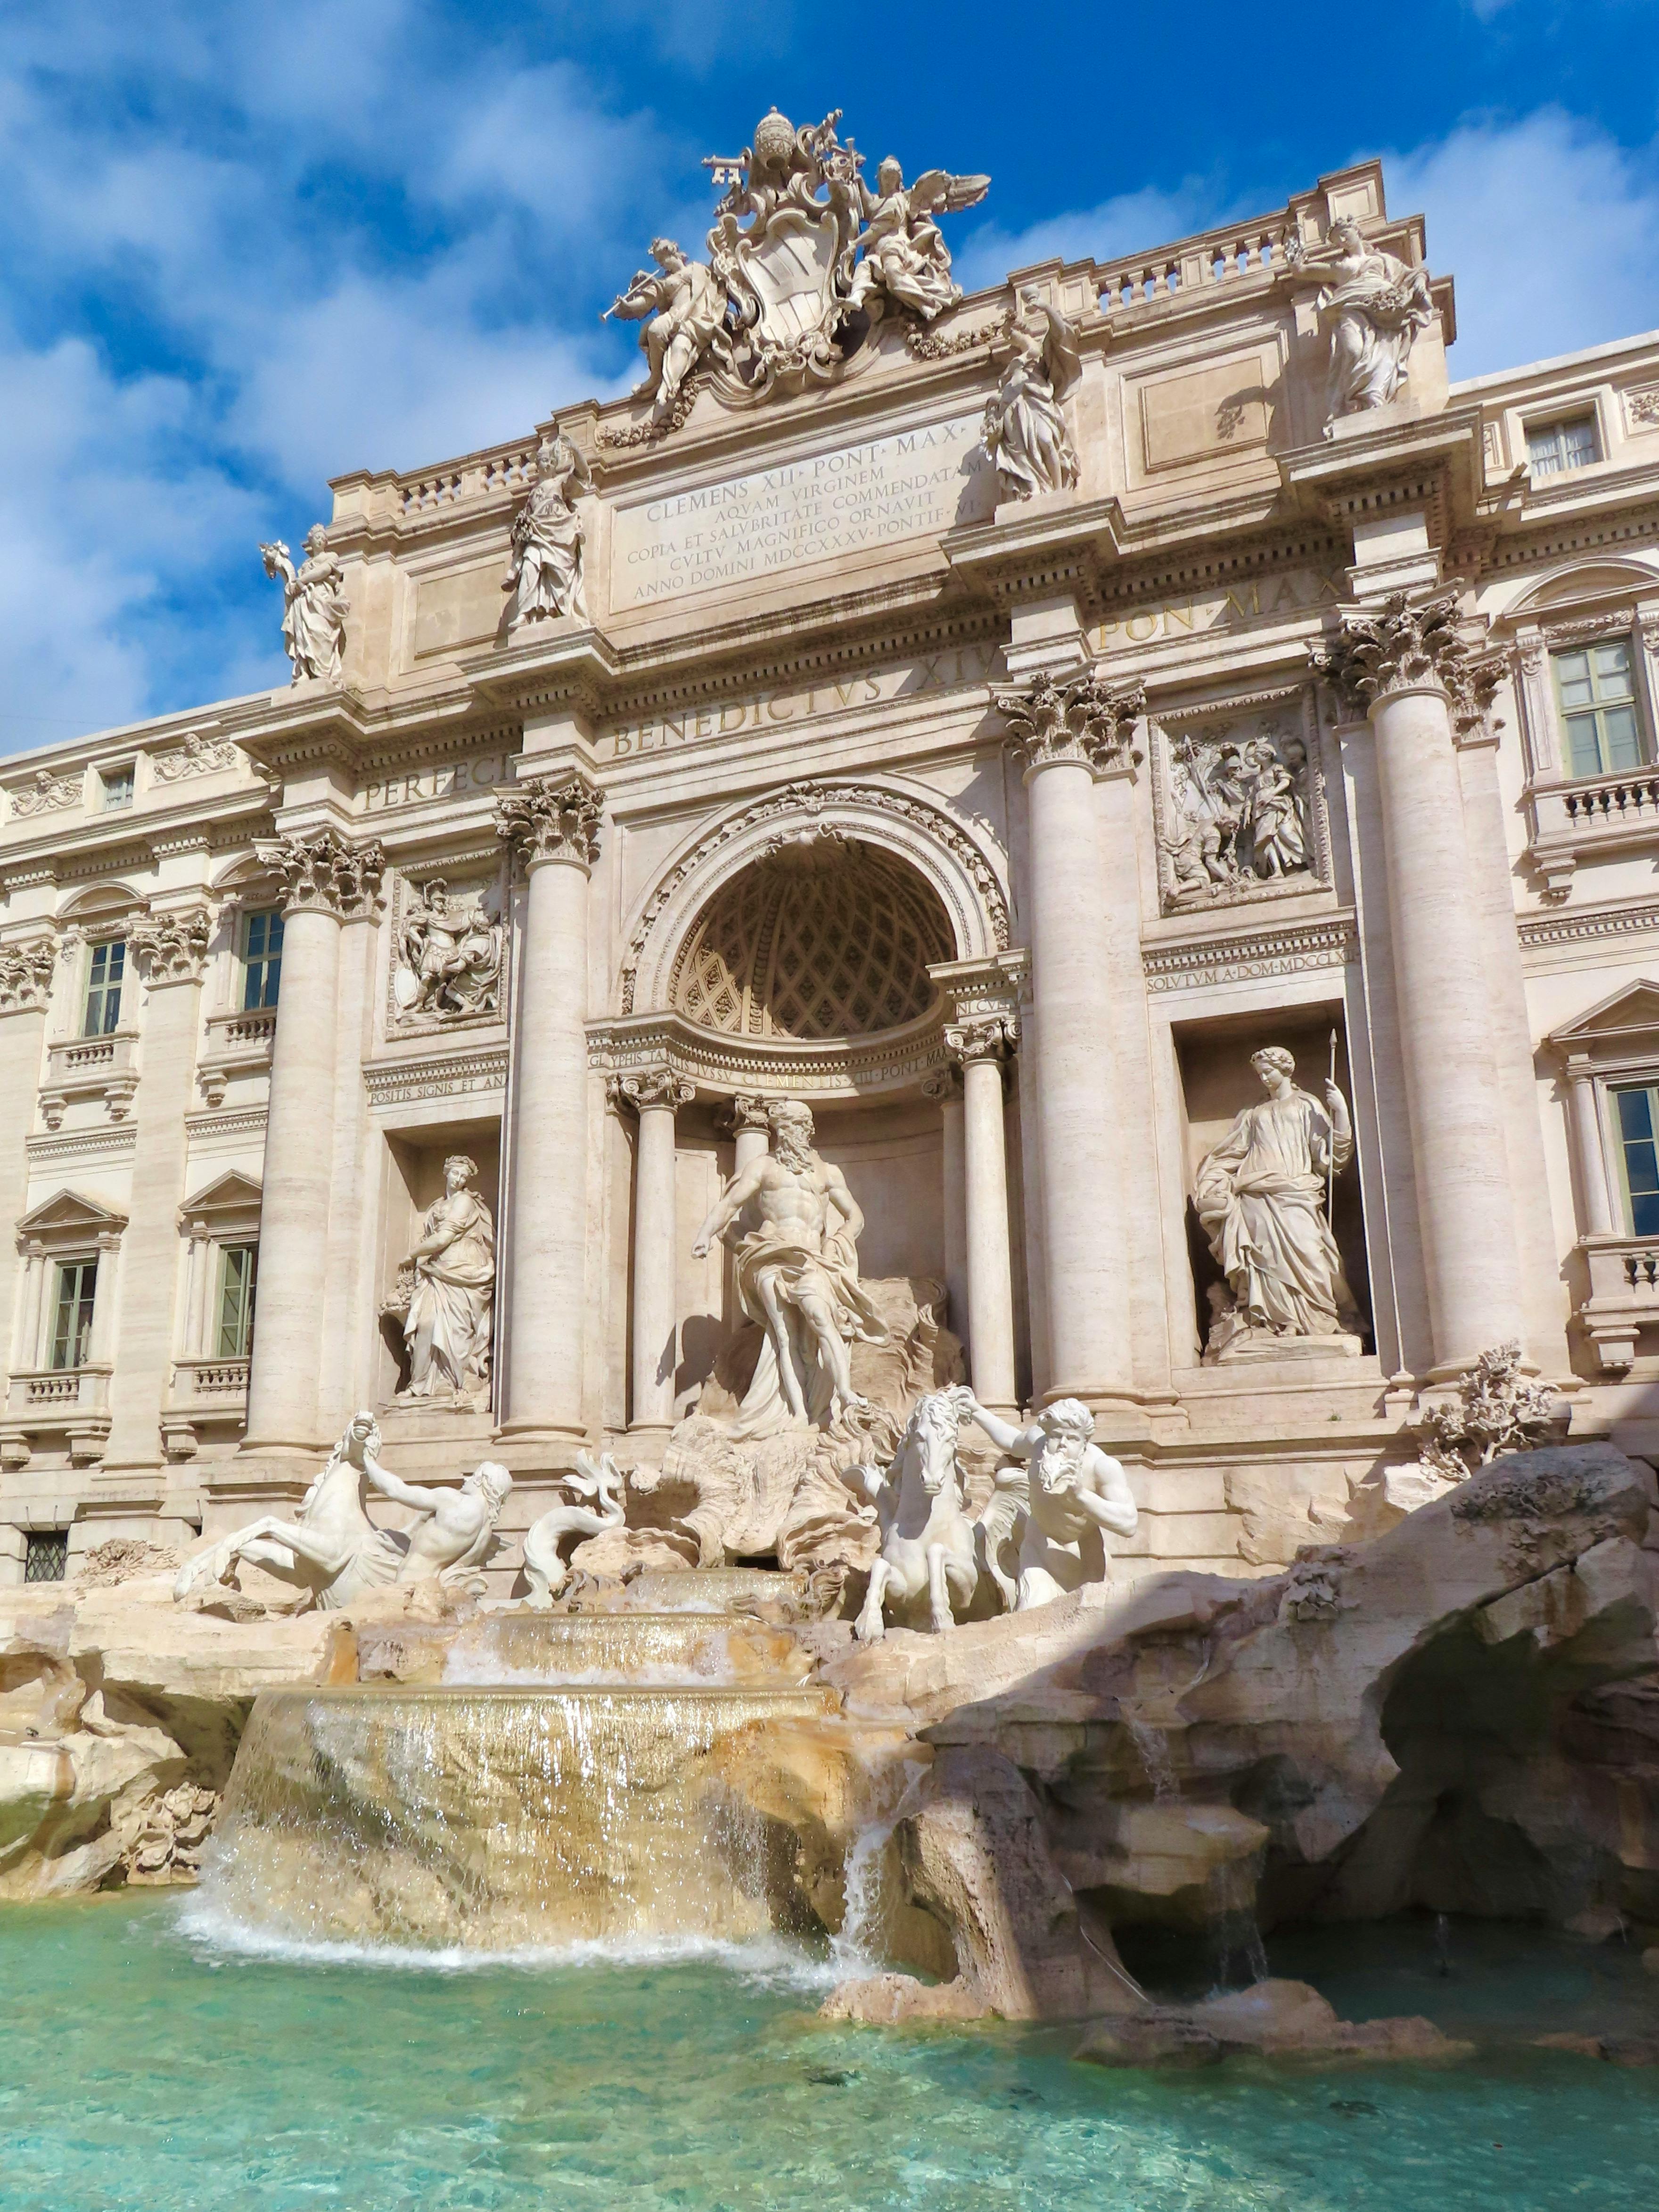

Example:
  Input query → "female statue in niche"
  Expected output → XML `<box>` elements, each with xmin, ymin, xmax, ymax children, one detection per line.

<box><xmin>1195</xmin><ymin>1045</ymin><xmax>1361</xmax><ymax>1359</ymax></box>
<box><xmin>503</xmin><ymin>427</ymin><xmax>591</xmax><ymax>628</ymax></box>
<box><xmin>397</xmin><ymin>1155</ymin><xmax>496</xmax><ymax>1405</ymax></box>
<box><xmin>980</xmin><ymin>287</ymin><xmax>1081</xmax><ymax>502</ymax></box>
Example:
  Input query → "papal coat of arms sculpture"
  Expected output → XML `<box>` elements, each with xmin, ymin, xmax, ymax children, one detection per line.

<box><xmin>601</xmin><ymin>106</ymin><xmax>989</xmax><ymax>430</ymax></box>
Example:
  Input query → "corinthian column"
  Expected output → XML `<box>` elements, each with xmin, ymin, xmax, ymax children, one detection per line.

<box><xmin>993</xmin><ymin>670</ymin><xmax>1145</xmax><ymax>1419</ymax></box>
<box><xmin>1318</xmin><ymin>592</ymin><xmax>1523</xmax><ymax>1374</ymax></box>
<box><xmin>494</xmin><ymin>774</ymin><xmax>602</xmax><ymax>1447</ymax></box>
<box><xmin>104</xmin><ymin>907</ymin><xmax>214</xmax><ymax>1472</ymax></box>
<box><xmin>243</xmin><ymin>831</ymin><xmax>384</xmax><ymax>1456</ymax></box>
<box><xmin>615</xmin><ymin>1066</ymin><xmax>694</xmax><ymax>1439</ymax></box>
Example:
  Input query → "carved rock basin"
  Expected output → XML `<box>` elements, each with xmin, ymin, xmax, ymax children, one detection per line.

<box><xmin>204</xmin><ymin>1661</ymin><xmax>854</xmax><ymax>1950</ymax></box>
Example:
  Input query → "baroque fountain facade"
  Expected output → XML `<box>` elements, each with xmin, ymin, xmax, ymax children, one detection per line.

<box><xmin>5</xmin><ymin>110</ymin><xmax>1659</xmax><ymax>2060</ymax></box>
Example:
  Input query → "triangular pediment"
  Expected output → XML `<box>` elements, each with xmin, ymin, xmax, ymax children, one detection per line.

<box><xmin>180</xmin><ymin>1170</ymin><xmax>263</xmax><ymax>1217</ymax></box>
<box><xmin>1550</xmin><ymin>980</ymin><xmax>1659</xmax><ymax>1048</ymax></box>
<box><xmin>16</xmin><ymin>1188</ymin><xmax>129</xmax><ymax>1236</ymax></box>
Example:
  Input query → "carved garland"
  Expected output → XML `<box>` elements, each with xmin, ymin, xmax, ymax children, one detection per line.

<box><xmin>618</xmin><ymin>781</ymin><xmax>1011</xmax><ymax>1017</ymax></box>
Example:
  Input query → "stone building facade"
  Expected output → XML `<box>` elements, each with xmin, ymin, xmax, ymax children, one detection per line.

<box><xmin>5</xmin><ymin>140</ymin><xmax>1659</xmax><ymax>1586</ymax></box>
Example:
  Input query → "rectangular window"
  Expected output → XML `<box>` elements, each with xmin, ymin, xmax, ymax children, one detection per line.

<box><xmin>1615</xmin><ymin>1085</ymin><xmax>1659</xmax><ymax>1237</ymax></box>
<box><xmin>99</xmin><ymin>763</ymin><xmax>134</xmax><ymax>812</ymax></box>
<box><xmin>1528</xmin><ymin>415</ymin><xmax>1601</xmax><ymax>477</ymax></box>
<box><xmin>49</xmin><ymin>1259</ymin><xmax>98</xmax><ymax>1371</ymax></box>
<box><xmin>82</xmin><ymin>940</ymin><xmax>125</xmax><ymax>1036</ymax></box>
<box><xmin>241</xmin><ymin>909</ymin><xmax>283</xmax><ymax>1011</ymax></box>
<box><xmin>215</xmin><ymin>1244</ymin><xmax>257</xmax><ymax>1359</ymax></box>
<box><xmin>24</xmin><ymin>1530</ymin><xmax>68</xmax><ymax>1584</ymax></box>
<box><xmin>1553</xmin><ymin>639</ymin><xmax>1644</xmax><ymax>778</ymax></box>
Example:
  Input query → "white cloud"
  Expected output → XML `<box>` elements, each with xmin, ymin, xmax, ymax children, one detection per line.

<box><xmin>1387</xmin><ymin>110</ymin><xmax>1659</xmax><ymax>378</ymax></box>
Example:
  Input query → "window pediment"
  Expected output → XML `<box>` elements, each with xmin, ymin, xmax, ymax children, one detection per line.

<box><xmin>178</xmin><ymin>1171</ymin><xmax>262</xmax><ymax>1238</ymax></box>
<box><xmin>16</xmin><ymin>1189</ymin><xmax>129</xmax><ymax>1243</ymax></box>
<box><xmin>1549</xmin><ymin>980</ymin><xmax>1659</xmax><ymax>1057</ymax></box>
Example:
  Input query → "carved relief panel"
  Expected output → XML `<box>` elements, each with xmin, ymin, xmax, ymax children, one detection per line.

<box><xmin>1150</xmin><ymin>685</ymin><xmax>1330</xmax><ymax>914</ymax></box>
<box><xmin>387</xmin><ymin>863</ymin><xmax>508</xmax><ymax>1031</ymax></box>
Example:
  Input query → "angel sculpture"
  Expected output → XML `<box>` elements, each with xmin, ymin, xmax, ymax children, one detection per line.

<box><xmin>259</xmin><ymin>525</ymin><xmax>348</xmax><ymax>685</ymax></box>
<box><xmin>981</xmin><ymin>287</ymin><xmax>1082</xmax><ymax>502</ymax></box>
<box><xmin>503</xmin><ymin>428</ymin><xmax>590</xmax><ymax>628</ymax></box>
<box><xmin>603</xmin><ymin>238</ymin><xmax>728</xmax><ymax>422</ymax></box>
<box><xmin>843</xmin><ymin>156</ymin><xmax>989</xmax><ymax>324</ymax></box>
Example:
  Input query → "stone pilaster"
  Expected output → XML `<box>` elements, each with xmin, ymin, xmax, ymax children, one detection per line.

<box><xmin>243</xmin><ymin>831</ymin><xmax>384</xmax><ymax>1459</ymax></box>
<box><xmin>613</xmin><ymin>1065</ymin><xmax>694</xmax><ymax>1437</ymax></box>
<box><xmin>494</xmin><ymin>774</ymin><xmax>602</xmax><ymax>1447</ymax></box>
<box><xmin>104</xmin><ymin>907</ymin><xmax>214</xmax><ymax>1472</ymax></box>
<box><xmin>0</xmin><ymin>938</ymin><xmax>55</xmax><ymax>1441</ymax></box>
<box><xmin>922</xmin><ymin>1067</ymin><xmax>969</xmax><ymax>1367</ymax></box>
<box><xmin>994</xmin><ymin>669</ymin><xmax>1146</xmax><ymax>1422</ymax></box>
<box><xmin>1316</xmin><ymin>592</ymin><xmax>1525</xmax><ymax>1376</ymax></box>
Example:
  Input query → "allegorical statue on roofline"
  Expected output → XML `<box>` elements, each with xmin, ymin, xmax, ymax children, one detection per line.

<box><xmin>602</xmin><ymin>106</ymin><xmax>988</xmax><ymax>423</ymax></box>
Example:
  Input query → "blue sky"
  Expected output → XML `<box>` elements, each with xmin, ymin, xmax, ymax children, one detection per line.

<box><xmin>2</xmin><ymin>0</ymin><xmax>1656</xmax><ymax>754</ymax></box>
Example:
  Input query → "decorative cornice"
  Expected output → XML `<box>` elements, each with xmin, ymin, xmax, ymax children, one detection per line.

<box><xmin>1312</xmin><ymin>590</ymin><xmax>1503</xmax><ymax>733</ymax></box>
<box><xmin>0</xmin><ymin>938</ymin><xmax>58</xmax><ymax>1016</ymax></box>
<box><xmin>589</xmin><ymin>1011</ymin><xmax>946</xmax><ymax>1100</ymax></box>
<box><xmin>608</xmin><ymin>1067</ymin><xmax>696</xmax><ymax>1114</ymax></box>
<box><xmin>1142</xmin><ymin>914</ymin><xmax>1356</xmax><ymax>993</ymax></box>
<box><xmin>991</xmin><ymin>666</ymin><xmax>1146</xmax><ymax>779</ymax></box>
<box><xmin>1518</xmin><ymin>900</ymin><xmax>1659</xmax><ymax>953</ymax></box>
<box><xmin>257</xmin><ymin>828</ymin><xmax>385</xmax><ymax>920</ymax></box>
<box><xmin>129</xmin><ymin>905</ymin><xmax>214</xmax><ymax>986</ymax></box>
<box><xmin>26</xmin><ymin>1125</ymin><xmax>138</xmax><ymax>1166</ymax></box>
<box><xmin>492</xmin><ymin>773</ymin><xmax>603</xmax><ymax>875</ymax></box>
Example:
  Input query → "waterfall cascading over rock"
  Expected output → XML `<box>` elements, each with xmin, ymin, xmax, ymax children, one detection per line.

<box><xmin>199</xmin><ymin>1610</ymin><xmax>857</xmax><ymax>1950</ymax></box>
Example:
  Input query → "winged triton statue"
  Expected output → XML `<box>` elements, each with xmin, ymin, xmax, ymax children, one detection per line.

<box><xmin>600</xmin><ymin>106</ymin><xmax>990</xmax><ymax>423</ymax></box>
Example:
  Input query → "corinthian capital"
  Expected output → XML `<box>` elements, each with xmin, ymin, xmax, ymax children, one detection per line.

<box><xmin>129</xmin><ymin>905</ymin><xmax>214</xmax><ymax>986</ymax></box>
<box><xmin>1313</xmin><ymin>590</ymin><xmax>1504</xmax><ymax>732</ymax></box>
<box><xmin>609</xmin><ymin>1066</ymin><xmax>694</xmax><ymax>1113</ymax></box>
<box><xmin>493</xmin><ymin>774</ymin><xmax>604</xmax><ymax>874</ymax></box>
<box><xmin>992</xmin><ymin>666</ymin><xmax>1145</xmax><ymax>778</ymax></box>
<box><xmin>0</xmin><ymin>937</ymin><xmax>58</xmax><ymax>1015</ymax></box>
<box><xmin>257</xmin><ymin>829</ymin><xmax>386</xmax><ymax>920</ymax></box>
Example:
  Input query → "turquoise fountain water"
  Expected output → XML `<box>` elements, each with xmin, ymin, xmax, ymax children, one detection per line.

<box><xmin>4</xmin><ymin>1897</ymin><xmax>1658</xmax><ymax>2212</ymax></box>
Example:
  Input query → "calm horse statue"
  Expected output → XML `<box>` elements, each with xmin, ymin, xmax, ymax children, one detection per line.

<box><xmin>521</xmin><ymin>1451</ymin><xmax>627</xmax><ymax>1606</ymax></box>
<box><xmin>849</xmin><ymin>1386</ymin><xmax>979</xmax><ymax>1642</ymax></box>
<box><xmin>173</xmin><ymin>1410</ymin><xmax>402</xmax><ymax>1611</ymax></box>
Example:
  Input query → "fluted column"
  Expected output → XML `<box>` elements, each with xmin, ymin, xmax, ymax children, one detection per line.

<box><xmin>104</xmin><ymin>907</ymin><xmax>214</xmax><ymax>1470</ymax></box>
<box><xmin>243</xmin><ymin>831</ymin><xmax>384</xmax><ymax>1455</ymax></box>
<box><xmin>494</xmin><ymin>775</ymin><xmax>602</xmax><ymax>1445</ymax></box>
<box><xmin>993</xmin><ymin>669</ymin><xmax>1145</xmax><ymax>1416</ymax></box>
<box><xmin>1318</xmin><ymin>592</ymin><xmax>1523</xmax><ymax>1374</ymax></box>
<box><xmin>616</xmin><ymin>1067</ymin><xmax>693</xmax><ymax>1435</ymax></box>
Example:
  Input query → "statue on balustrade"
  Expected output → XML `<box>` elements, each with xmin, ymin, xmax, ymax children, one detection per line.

<box><xmin>502</xmin><ymin>428</ymin><xmax>590</xmax><ymax>627</ymax></box>
<box><xmin>393</xmin><ymin>1155</ymin><xmax>496</xmax><ymax>1406</ymax></box>
<box><xmin>957</xmin><ymin>1394</ymin><xmax>1139</xmax><ymax>1608</ymax></box>
<box><xmin>259</xmin><ymin>525</ymin><xmax>348</xmax><ymax>684</ymax></box>
<box><xmin>980</xmin><ymin>287</ymin><xmax>1081</xmax><ymax>502</ymax></box>
<box><xmin>691</xmin><ymin>1098</ymin><xmax>888</xmax><ymax>1437</ymax></box>
<box><xmin>1194</xmin><ymin>1045</ymin><xmax>1362</xmax><ymax>1361</ymax></box>
<box><xmin>1284</xmin><ymin>216</ymin><xmax>1434</xmax><ymax>421</ymax></box>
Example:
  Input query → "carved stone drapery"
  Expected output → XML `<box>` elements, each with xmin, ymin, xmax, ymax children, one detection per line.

<box><xmin>1313</xmin><ymin>591</ymin><xmax>1504</xmax><ymax>734</ymax></box>
<box><xmin>257</xmin><ymin>829</ymin><xmax>386</xmax><ymax>921</ymax></box>
<box><xmin>152</xmin><ymin>732</ymin><xmax>239</xmax><ymax>782</ymax></box>
<box><xmin>609</xmin><ymin>1066</ymin><xmax>696</xmax><ymax>1115</ymax></box>
<box><xmin>0</xmin><ymin>939</ymin><xmax>58</xmax><ymax>1015</ymax></box>
<box><xmin>993</xmin><ymin>668</ymin><xmax>1146</xmax><ymax>779</ymax></box>
<box><xmin>493</xmin><ymin>775</ymin><xmax>603</xmax><ymax>876</ymax></box>
<box><xmin>129</xmin><ymin>907</ymin><xmax>214</xmax><ymax>987</ymax></box>
<box><xmin>10</xmin><ymin>768</ymin><xmax>81</xmax><ymax>819</ymax></box>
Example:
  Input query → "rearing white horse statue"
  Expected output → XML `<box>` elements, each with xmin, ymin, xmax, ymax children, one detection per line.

<box><xmin>849</xmin><ymin>1386</ymin><xmax>980</xmax><ymax>1642</ymax></box>
<box><xmin>173</xmin><ymin>1410</ymin><xmax>402</xmax><ymax>1610</ymax></box>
